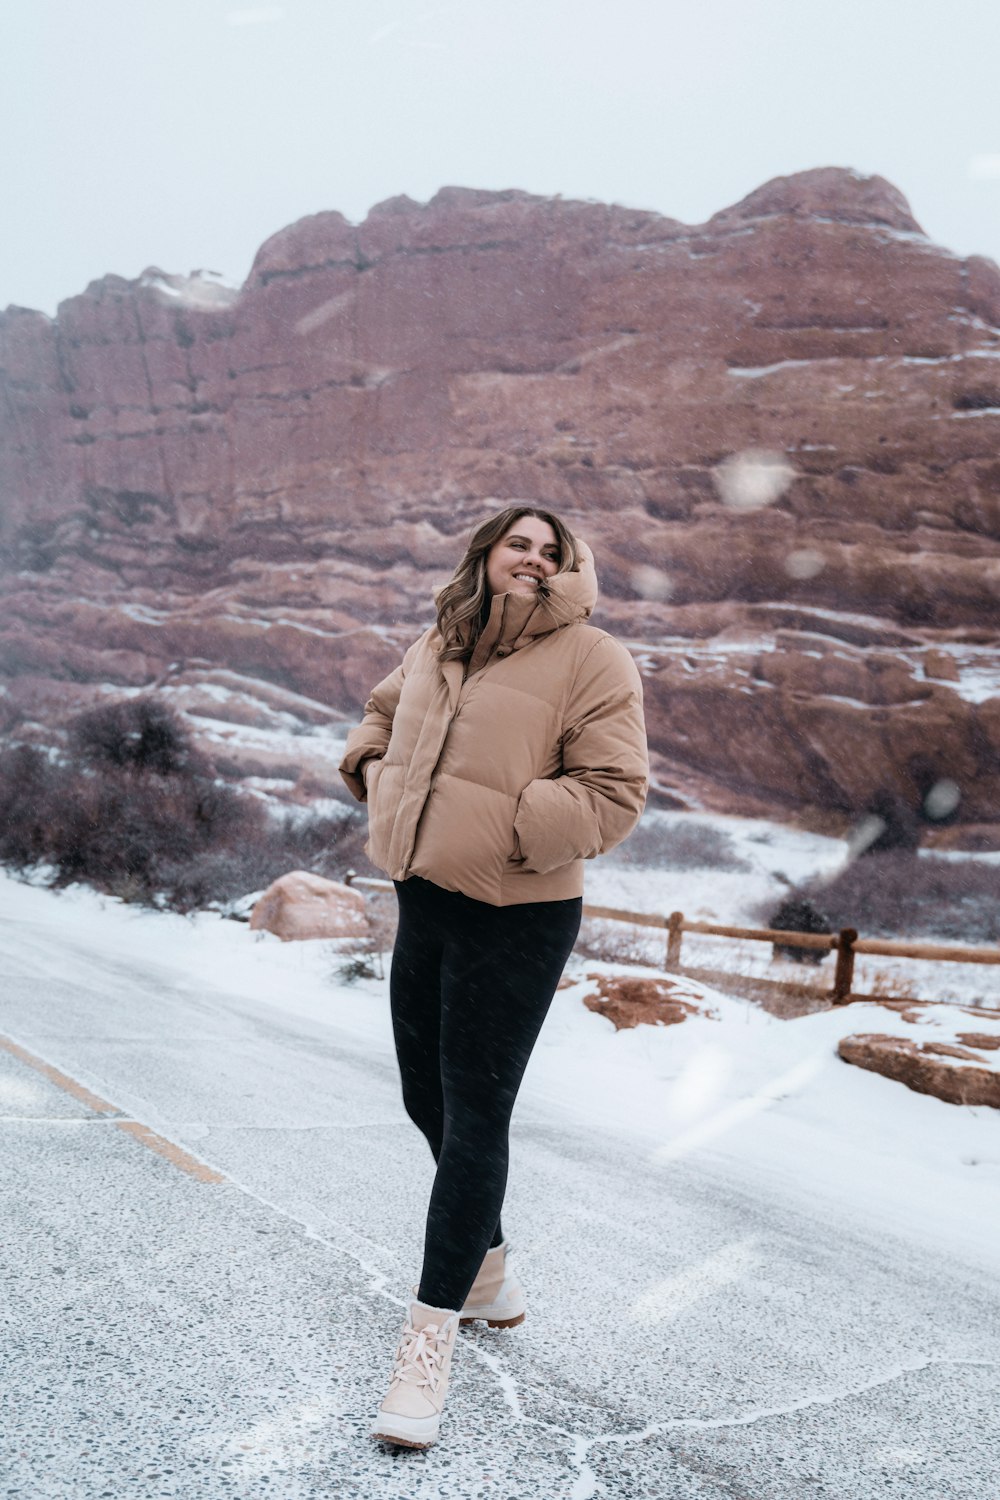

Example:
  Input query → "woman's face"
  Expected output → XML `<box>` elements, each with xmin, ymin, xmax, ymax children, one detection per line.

<box><xmin>485</xmin><ymin>516</ymin><xmax>561</xmax><ymax>598</ymax></box>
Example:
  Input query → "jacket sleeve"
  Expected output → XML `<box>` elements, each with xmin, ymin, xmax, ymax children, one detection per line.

<box><xmin>337</xmin><ymin>649</ymin><xmax>413</xmax><ymax>803</ymax></box>
<box><xmin>513</xmin><ymin>636</ymin><xmax>649</xmax><ymax>874</ymax></box>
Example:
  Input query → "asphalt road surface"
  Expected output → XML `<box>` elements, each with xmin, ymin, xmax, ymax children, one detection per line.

<box><xmin>1</xmin><ymin>901</ymin><xmax>998</xmax><ymax>1500</ymax></box>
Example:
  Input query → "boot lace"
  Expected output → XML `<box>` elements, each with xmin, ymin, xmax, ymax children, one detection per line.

<box><xmin>390</xmin><ymin>1320</ymin><xmax>450</xmax><ymax>1393</ymax></box>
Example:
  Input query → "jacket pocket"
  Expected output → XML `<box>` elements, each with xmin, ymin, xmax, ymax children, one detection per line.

<box><xmin>363</xmin><ymin>759</ymin><xmax>391</xmax><ymax>863</ymax></box>
<box><xmin>513</xmin><ymin>777</ymin><xmax>591</xmax><ymax>874</ymax></box>
<box><xmin>409</xmin><ymin>774</ymin><xmax>520</xmax><ymax>900</ymax></box>
<box><xmin>362</xmin><ymin>757</ymin><xmax>385</xmax><ymax>817</ymax></box>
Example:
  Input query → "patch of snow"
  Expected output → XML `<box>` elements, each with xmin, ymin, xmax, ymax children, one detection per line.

<box><xmin>914</xmin><ymin>646</ymin><xmax>1000</xmax><ymax>705</ymax></box>
<box><xmin>139</xmin><ymin>270</ymin><xmax>239</xmax><ymax>309</ymax></box>
<box><xmin>592</xmin><ymin>810</ymin><xmax>845</xmax><ymax>926</ymax></box>
<box><xmin>118</xmin><ymin>604</ymin><xmax>171</xmax><ymax>622</ymax></box>
<box><xmin>240</xmin><ymin>775</ymin><xmax>299</xmax><ymax>794</ymax></box>
<box><xmin>218</xmin><ymin>615</ymin><xmax>339</xmax><ymax>639</ymax></box>
<box><xmin>815</xmin><ymin>693</ymin><xmax>872</xmax><ymax>709</ymax></box>
<box><xmin>873</xmin><ymin>228</ymin><xmax>961</xmax><ymax>258</ymax></box>
<box><xmin>727</xmin><ymin>359</ymin><xmax>819</xmax><ymax>378</ymax></box>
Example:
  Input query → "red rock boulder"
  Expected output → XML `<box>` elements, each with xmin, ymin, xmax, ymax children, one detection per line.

<box><xmin>838</xmin><ymin>1031</ymin><xmax>1000</xmax><ymax>1107</ymax></box>
<box><xmin>250</xmin><ymin>871</ymin><xmax>369</xmax><ymax>942</ymax></box>
<box><xmin>582</xmin><ymin>973</ymin><xmax>714</xmax><ymax>1030</ymax></box>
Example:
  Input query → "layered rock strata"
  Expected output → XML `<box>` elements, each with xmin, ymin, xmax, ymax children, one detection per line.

<box><xmin>1</xmin><ymin>169</ymin><xmax>999</xmax><ymax>826</ymax></box>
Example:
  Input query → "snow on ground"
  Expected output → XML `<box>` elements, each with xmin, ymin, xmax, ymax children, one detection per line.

<box><xmin>590</xmin><ymin>810</ymin><xmax>845</xmax><ymax>922</ymax></box>
<box><xmin>588</xmin><ymin>810</ymin><xmax>999</xmax><ymax>1007</ymax></box>
<box><xmin>2</xmin><ymin>841</ymin><xmax>998</xmax><ymax>1282</ymax></box>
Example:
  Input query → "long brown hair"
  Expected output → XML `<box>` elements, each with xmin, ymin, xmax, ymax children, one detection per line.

<box><xmin>436</xmin><ymin>506</ymin><xmax>580</xmax><ymax>662</ymax></box>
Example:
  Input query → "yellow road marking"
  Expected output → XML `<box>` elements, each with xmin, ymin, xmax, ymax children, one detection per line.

<box><xmin>0</xmin><ymin>1034</ymin><xmax>119</xmax><ymax>1114</ymax></box>
<box><xmin>0</xmin><ymin>1033</ymin><xmax>225</xmax><ymax>1185</ymax></box>
<box><xmin>115</xmin><ymin>1120</ymin><xmax>225</xmax><ymax>1184</ymax></box>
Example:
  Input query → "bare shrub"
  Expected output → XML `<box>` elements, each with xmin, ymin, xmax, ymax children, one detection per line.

<box><xmin>68</xmin><ymin>697</ymin><xmax>206</xmax><ymax>777</ymax></box>
<box><xmin>615</xmin><ymin>817</ymin><xmax>750</xmax><ymax>872</ymax></box>
<box><xmin>0</xmin><ymin>696</ymin><xmax>373</xmax><ymax>914</ymax></box>
<box><xmin>865</xmin><ymin>969</ymin><xmax>918</xmax><ymax>1001</ymax></box>
<box><xmin>768</xmin><ymin>895</ymin><xmax>832</xmax><ymax>965</ymax></box>
<box><xmin>151</xmin><ymin>811</ymin><xmax>371</xmax><ymax>914</ymax></box>
<box><xmin>277</xmin><ymin>811</ymin><xmax>372</xmax><ymax>882</ymax></box>
<box><xmin>335</xmin><ymin>952</ymin><xmax>381</xmax><ymax>984</ymax></box>
<box><xmin>0</xmin><ymin>746</ymin><xmax>69</xmax><ymax>867</ymax></box>
<box><xmin>45</xmin><ymin>766</ymin><xmax>267</xmax><ymax>893</ymax></box>
<box><xmin>858</xmin><ymin>787</ymin><xmax>921</xmax><ymax>855</ymax></box>
<box><xmin>332</xmin><ymin>888</ymin><xmax>399</xmax><ymax>983</ymax></box>
<box><xmin>574</xmin><ymin>917</ymin><xmax>661</xmax><ymax>967</ymax></box>
<box><xmin>802</xmin><ymin>852</ymin><xmax>1000</xmax><ymax>944</ymax></box>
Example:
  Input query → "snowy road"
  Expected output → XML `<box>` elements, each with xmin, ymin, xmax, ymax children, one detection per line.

<box><xmin>1</xmin><ymin>882</ymin><xmax>998</xmax><ymax>1500</ymax></box>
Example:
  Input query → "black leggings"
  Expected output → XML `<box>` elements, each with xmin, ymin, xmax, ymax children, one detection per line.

<box><xmin>390</xmin><ymin>876</ymin><xmax>582</xmax><ymax>1311</ymax></box>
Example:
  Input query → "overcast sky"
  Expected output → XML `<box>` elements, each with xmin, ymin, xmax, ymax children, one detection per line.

<box><xmin>5</xmin><ymin>0</ymin><xmax>1000</xmax><ymax>316</ymax></box>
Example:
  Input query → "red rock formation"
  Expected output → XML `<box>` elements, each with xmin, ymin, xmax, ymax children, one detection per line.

<box><xmin>2</xmin><ymin>169</ymin><xmax>999</xmax><ymax>826</ymax></box>
<box><xmin>249</xmin><ymin>871</ymin><xmax>368</xmax><ymax>942</ymax></box>
<box><xmin>582</xmin><ymin>973</ymin><xmax>713</xmax><ymax>1030</ymax></box>
<box><xmin>838</xmin><ymin>1032</ymin><xmax>1000</xmax><ymax>1108</ymax></box>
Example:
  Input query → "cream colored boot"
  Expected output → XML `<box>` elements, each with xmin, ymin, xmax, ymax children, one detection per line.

<box><xmin>459</xmin><ymin>1238</ymin><xmax>526</xmax><ymax>1328</ymax></box>
<box><xmin>371</xmin><ymin>1297</ymin><xmax>460</xmax><ymax>1449</ymax></box>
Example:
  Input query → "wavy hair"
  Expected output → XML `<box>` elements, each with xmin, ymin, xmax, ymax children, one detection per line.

<box><xmin>436</xmin><ymin>506</ymin><xmax>580</xmax><ymax>662</ymax></box>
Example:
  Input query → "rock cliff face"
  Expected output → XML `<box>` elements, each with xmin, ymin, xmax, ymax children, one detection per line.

<box><xmin>2</xmin><ymin>168</ymin><xmax>999</xmax><ymax>830</ymax></box>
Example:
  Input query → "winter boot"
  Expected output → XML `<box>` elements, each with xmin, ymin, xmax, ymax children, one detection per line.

<box><xmin>459</xmin><ymin>1238</ymin><xmax>526</xmax><ymax>1328</ymax></box>
<box><xmin>371</xmin><ymin>1297</ymin><xmax>460</xmax><ymax>1449</ymax></box>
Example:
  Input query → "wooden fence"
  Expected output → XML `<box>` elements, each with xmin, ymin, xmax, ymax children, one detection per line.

<box><xmin>345</xmin><ymin>875</ymin><xmax>1000</xmax><ymax>1005</ymax></box>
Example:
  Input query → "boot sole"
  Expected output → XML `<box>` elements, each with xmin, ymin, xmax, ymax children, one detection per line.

<box><xmin>458</xmin><ymin>1310</ymin><xmax>525</xmax><ymax>1328</ymax></box>
<box><xmin>371</xmin><ymin>1413</ymin><xmax>441</xmax><ymax>1448</ymax></box>
<box><xmin>371</xmin><ymin>1430</ymin><xmax>435</xmax><ymax>1449</ymax></box>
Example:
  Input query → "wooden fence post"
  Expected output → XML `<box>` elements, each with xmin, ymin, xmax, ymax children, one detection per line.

<box><xmin>832</xmin><ymin>928</ymin><xmax>857</xmax><ymax>1004</ymax></box>
<box><xmin>666</xmin><ymin>911</ymin><xmax>684</xmax><ymax>971</ymax></box>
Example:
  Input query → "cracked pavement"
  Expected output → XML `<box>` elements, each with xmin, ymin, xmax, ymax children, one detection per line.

<box><xmin>1</xmin><ymin>904</ymin><xmax>998</xmax><ymax>1499</ymax></box>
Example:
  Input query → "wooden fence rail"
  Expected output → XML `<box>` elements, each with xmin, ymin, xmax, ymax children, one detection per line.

<box><xmin>344</xmin><ymin>874</ymin><xmax>1000</xmax><ymax>1004</ymax></box>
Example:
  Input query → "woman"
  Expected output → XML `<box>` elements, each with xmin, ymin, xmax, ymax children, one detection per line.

<box><xmin>339</xmin><ymin>505</ymin><xmax>648</xmax><ymax>1448</ymax></box>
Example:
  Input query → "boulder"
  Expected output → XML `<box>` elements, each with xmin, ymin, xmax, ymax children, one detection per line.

<box><xmin>250</xmin><ymin>871</ymin><xmax>369</xmax><ymax>942</ymax></box>
<box><xmin>838</xmin><ymin>1031</ymin><xmax>1000</xmax><ymax>1108</ymax></box>
<box><xmin>582</xmin><ymin>973</ymin><xmax>714</xmax><ymax>1030</ymax></box>
<box><xmin>923</xmin><ymin>649</ymin><xmax>960</xmax><ymax>682</ymax></box>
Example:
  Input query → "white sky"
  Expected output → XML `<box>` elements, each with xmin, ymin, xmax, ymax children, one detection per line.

<box><xmin>4</xmin><ymin>0</ymin><xmax>1000</xmax><ymax>316</ymax></box>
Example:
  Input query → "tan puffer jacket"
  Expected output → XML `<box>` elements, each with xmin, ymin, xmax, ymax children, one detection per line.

<box><xmin>338</xmin><ymin>542</ymin><xmax>648</xmax><ymax>906</ymax></box>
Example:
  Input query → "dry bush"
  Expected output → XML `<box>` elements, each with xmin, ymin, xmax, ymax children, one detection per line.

<box><xmin>68</xmin><ymin>697</ymin><xmax>207</xmax><ymax>777</ymax></box>
<box><xmin>333</xmin><ymin>888</ymin><xmax>399</xmax><ymax>982</ymax></box>
<box><xmin>802</xmin><ymin>852</ymin><xmax>1000</xmax><ymax>944</ymax></box>
<box><xmin>574</xmin><ymin>917</ymin><xmax>663</xmax><ymax>967</ymax></box>
<box><xmin>0</xmin><ymin>746</ymin><xmax>65</xmax><ymax>867</ymax></box>
<box><xmin>859</xmin><ymin>787</ymin><xmax>921</xmax><ymax>854</ymax></box>
<box><xmin>149</xmin><ymin>809</ymin><xmax>373</xmax><ymax>913</ymax></box>
<box><xmin>863</xmin><ymin>968</ymin><xmax>918</xmax><ymax>1001</ymax></box>
<box><xmin>768</xmin><ymin>894</ymin><xmax>832</xmax><ymax>965</ymax></box>
<box><xmin>0</xmin><ymin>705</ymin><xmax>371</xmax><ymax>914</ymax></box>
<box><xmin>615</xmin><ymin>818</ymin><xmax>750</xmax><ymax>873</ymax></box>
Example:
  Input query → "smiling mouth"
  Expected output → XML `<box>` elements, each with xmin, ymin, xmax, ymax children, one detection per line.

<box><xmin>512</xmin><ymin>573</ymin><xmax>541</xmax><ymax>585</ymax></box>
